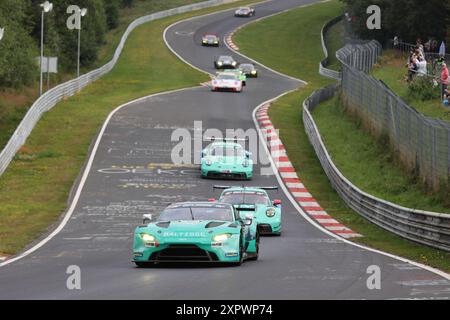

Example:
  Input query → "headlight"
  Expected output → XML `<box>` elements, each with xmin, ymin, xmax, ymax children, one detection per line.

<box><xmin>266</xmin><ymin>208</ymin><xmax>276</xmax><ymax>217</ymax></box>
<box><xmin>243</xmin><ymin>160</ymin><xmax>250</xmax><ymax>167</ymax></box>
<box><xmin>205</xmin><ymin>159</ymin><xmax>212</xmax><ymax>166</ymax></box>
<box><xmin>140</xmin><ymin>233</ymin><xmax>155</xmax><ymax>242</ymax></box>
<box><xmin>213</xmin><ymin>234</ymin><xmax>232</xmax><ymax>242</ymax></box>
<box><xmin>232</xmin><ymin>61</ymin><xmax>237</xmax><ymax>66</ymax></box>
<box><xmin>214</xmin><ymin>41</ymin><xmax>219</xmax><ymax>44</ymax></box>
<box><xmin>251</xmin><ymin>70</ymin><xmax>257</xmax><ymax>74</ymax></box>
<box><xmin>217</xmin><ymin>62</ymin><xmax>223</xmax><ymax>66</ymax></box>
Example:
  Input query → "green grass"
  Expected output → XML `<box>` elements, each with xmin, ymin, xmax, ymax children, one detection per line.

<box><xmin>234</xmin><ymin>0</ymin><xmax>450</xmax><ymax>272</ymax></box>
<box><xmin>0</xmin><ymin>0</ymin><xmax>205</xmax><ymax>152</ymax></box>
<box><xmin>0</xmin><ymin>0</ymin><xmax>261</xmax><ymax>256</ymax></box>
<box><xmin>372</xmin><ymin>50</ymin><xmax>450</xmax><ymax>121</ymax></box>
<box><xmin>325</xmin><ymin>20</ymin><xmax>344</xmax><ymax>71</ymax></box>
<box><xmin>314</xmin><ymin>96</ymin><xmax>450</xmax><ymax>213</ymax></box>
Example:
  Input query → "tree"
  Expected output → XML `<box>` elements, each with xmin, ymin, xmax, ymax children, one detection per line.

<box><xmin>341</xmin><ymin>0</ymin><xmax>450</xmax><ymax>45</ymax></box>
<box><xmin>0</xmin><ymin>0</ymin><xmax>38</xmax><ymax>88</ymax></box>
<box><xmin>104</xmin><ymin>0</ymin><xmax>120</xmax><ymax>30</ymax></box>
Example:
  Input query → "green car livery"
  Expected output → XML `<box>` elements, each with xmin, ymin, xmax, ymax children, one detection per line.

<box><xmin>201</xmin><ymin>140</ymin><xmax>253</xmax><ymax>180</ymax></box>
<box><xmin>215</xmin><ymin>186</ymin><xmax>282</xmax><ymax>235</ymax></box>
<box><xmin>133</xmin><ymin>202</ymin><xmax>259</xmax><ymax>266</ymax></box>
<box><xmin>222</xmin><ymin>69</ymin><xmax>247</xmax><ymax>85</ymax></box>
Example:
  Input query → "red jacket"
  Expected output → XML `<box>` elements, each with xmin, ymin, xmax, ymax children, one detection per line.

<box><xmin>442</xmin><ymin>66</ymin><xmax>449</xmax><ymax>85</ymax></box>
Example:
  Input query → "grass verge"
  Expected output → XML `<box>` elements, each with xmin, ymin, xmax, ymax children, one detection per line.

<box><xmin>0</xmin><ymin>0</ymin><xmax>261</xmax><ymax>256</ymax></box>
<box><xmin>234</xmin><ymin>0</ymin><xmax>450</xmax><ymax>271</ymax></box>
<box><xmin>325</xmin><ymin>19</ymin><xmax>344</xmax><ymax>71</ymax></box>
<box><xmin>0</xmin><ymin>0</ymin><xmax>205</xmax><ymax>152</ymax></box>
<box><xmin>372</xmin><ymin>50</ymin><xmax>450</xmax><ymax>121</ymax></box>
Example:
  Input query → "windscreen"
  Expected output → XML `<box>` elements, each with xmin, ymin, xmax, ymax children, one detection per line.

<box><xmin>221</xmin><ymin>192</ymin><xmax>270</xmax><ymax>205</ymax></box>
<box><xmin>211</xmin><ymin>146</ymin><xmax>244</xmax><ymax>157</ymax></box>
<box><xmin>158</xmin><ymin>206</ymin><xmax>233</xmax><ymax>222</ymax></box>
<box><xmin>216</xmin><ymin>74</ymin><xmax>237</xmax><ymax>80</ymax></box>
<box><xmin>239</xmin><ymin>64</ymin><xmax>254</xmax><ymax>71</ymax></box>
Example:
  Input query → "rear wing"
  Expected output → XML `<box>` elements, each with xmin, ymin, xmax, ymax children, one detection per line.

<box><xmin>204</xmin><ymin>137</ymin><xmax>249</xmax><ymax>143</ymax></box>
<box><xmin>213</xmin><ymin>185</ymin><xmax>278</xmax><ymax>191</ymax></box>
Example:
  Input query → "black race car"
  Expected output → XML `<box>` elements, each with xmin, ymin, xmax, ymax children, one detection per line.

<box><xmin>214</xmin><ymin>55</ymin><xmax>238</xmax><ymax>69</ymax></box>
<box><xmin>202</xmin><ymin>33</ymin><xmax>220</xmax><ymax>47</ymax></box>
<box><xmin>239</xmin><ymin>63</ymin><xmax>258</xmax><ymax>78</ymax></box>
<box><xmin>234</xmin><ymin>7</ymin><xmax>255</xmax><ymax>17</ymax></box>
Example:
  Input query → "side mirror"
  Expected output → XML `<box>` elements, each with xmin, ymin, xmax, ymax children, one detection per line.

<box><xmin>273</xmin><ymin>199</ymin><xmax>282</xmax><ymax>206</ymax></box>
<box><xmin>246</xmin><ymin>151</ymin><xmax>252</xmax><ymax>159</ymax></box>
<box><xmin>142</xmin><ymin>214</ymin><xmax>153</xmax><ymax>225</ymax></box>
<box><xmin>208</xmin><ymin>198</ymin><xmax>216</xmax><ymax>202</ymax></box>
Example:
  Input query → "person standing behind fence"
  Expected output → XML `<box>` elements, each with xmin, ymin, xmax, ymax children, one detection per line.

<box><xmin>407</xmin><ymin>51</ymin><xmax>418</xmax><ymax>82</ymax></box>
<box><xmin>416</xmin><ymin>55</ymin><xmax>427</xmax><ymax>77</ymax></box>
<box><xmin>441</xmin><ymin>62</ymin><xmax>449</xmax><ymax>100</ymax></box>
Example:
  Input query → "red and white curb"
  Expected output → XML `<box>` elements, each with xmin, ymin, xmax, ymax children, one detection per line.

<box><xmin>0</xmin><ymin>256</ymin><xmax>7</xmax><ymax>262</ymax></box>
<box><xmin>200</xmin><ymin>81</ymin><xmax>212</xmax><ymax>87</ymax></box>
<box><xmin>256</xmin><ymin>103</ymin><xmax>362</xmax><ymax>239</ymax></box>
<box><xmin>225</xmin><ymin>32</ymin><xmax>240</xmax><ymax>51</ymax></box>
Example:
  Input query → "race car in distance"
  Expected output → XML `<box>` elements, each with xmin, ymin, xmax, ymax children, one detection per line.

<box><xmin>223</xmin><ymin>69</ymin><xmax>247</xmax><ymax>86</ymax></box>
<box><xmin>201</xmin><ymin>138</ymin><xmax>253</xmax><ymax>179</ymax></box>
<box><xmin>211</xmin><ymin>72</ymin><xmax>243</xmax><ymax>92</ymax></box>
<box><xmin>202</xmin><ymin>33</ymin><xmax>220</xmax><ymax>46</ymax></box>
<box><xmin>214</xmin><ymin>55</ymin><xmax>238</xmax><ymax>69</ymax></box>
<box><xmin>213</xmin><ymin>186</ymin><xmax>282</xmax><ymax>236</ymax></box>
<box><xmin>234</xmin><ymin>7</ymin><xmax>255</xmax><ymax>17</ymax></box>
<box><xmin>239</xmin><ymin>63</ymin><xmax>258</xmax><ymax>78</ymax></box>
<box><xmin>133</xmin><ymin>202</ymin><xmax>259</xmax><ymax>266</ymax></box>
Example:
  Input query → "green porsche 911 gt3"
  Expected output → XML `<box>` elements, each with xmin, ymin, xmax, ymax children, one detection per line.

<box><xmin>133</xmin><ymin>202</ymin><xmax>259</xmax><ymax>267</ymax></box>
<box><xmin>214</xmin><ymin>186</ymin><xmax>282</xmax><ymax>235</ymax></box>
<box><xmin>201</xmin><ymin>139</ymin><xmax>253</xmax><ymax>180</ymax></box>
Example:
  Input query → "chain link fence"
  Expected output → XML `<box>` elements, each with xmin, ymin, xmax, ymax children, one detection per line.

<box><xmin>302</xmin><ymin>19</ymin><xmax>450</xmax><ymax>251</ymax></box>
<box><xmin>303</xmin><ymin>84</ymin><xmax>450</xmax><ymax>252</ymax></box>
<box><xmin>0</xmin><ymin>0</ymin><xmax>239</xmax><ymax>178</ymax></box>
<box><xmin>337</xmin><ymin>42</ymin><xmax>450</xmax><ymax>191</ymax></box>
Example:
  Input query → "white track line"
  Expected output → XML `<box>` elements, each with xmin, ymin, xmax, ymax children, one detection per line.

<box><xmin>0</xmin><ymin>0</ymin><xmax>270</xmax><ymax>268</ymax></box>
<box><xmin>0</xmin><ymin>87</ymin><xmax>201</xmax><ymax>268</ymax></box>
<box><xmin>251</xmin><ymin>97</ymin><xmax>450</xmax><ymax>280</ymax></box>
<box><xmin>222</xmin><ymin>0</ymin><xmax>334</xmax><ymax>85</ymax></box>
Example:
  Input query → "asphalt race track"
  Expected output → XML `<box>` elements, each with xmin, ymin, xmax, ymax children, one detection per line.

<box><xmin>0</xmin><ymin>0</ymin><xmax>449</xmax><ymax>300</ymax></box>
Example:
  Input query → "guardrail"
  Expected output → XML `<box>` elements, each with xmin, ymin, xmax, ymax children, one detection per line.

<box><xmin>0</xmin><ymin>0</ymin><xmax>239</xmax><ymax>177</ymax></box>
<box><xmin>302</xmin><ymin>85</ymin><xmax>450</xmax><ymax>252</ymax></box>
<box><xmin>319</xmin><ymin>16</ymin><xmax>342</xmax><ymax>80</ymax></box>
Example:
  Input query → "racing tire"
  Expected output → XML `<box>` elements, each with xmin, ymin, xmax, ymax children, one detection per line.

<box><xmin>232</xmin><ymin>236</ymin><xmax>245</xmax><ymax>266</ymax></box>
<box><xmin>248</xmin><ymin>233</ymin><xmax>260</xmax><ymax>261</ymax></box>
<box><xmin>135</xmin><ymin>262</ymin><xmax>150</xmax><ymax>268</ymax></box>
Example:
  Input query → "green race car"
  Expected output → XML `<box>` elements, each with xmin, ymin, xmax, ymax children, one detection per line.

<box><xmin>214</xmin><ymin>186</ymin><xmax>282</xmax><ymax>235</ymax></box>
<box><xmin>222</xmin><ymin>69</ymin><xmax>247</xmax><ymax>85</ymax></box>
<box><xmin>133</xmin><ymin>202</ymin><xmax>259</xmax><ymax>266</ymax></box>
<box><xmin>201</xmin><ymin>139</ymin><xmax>253</xmax><ymax>180</ymax></box>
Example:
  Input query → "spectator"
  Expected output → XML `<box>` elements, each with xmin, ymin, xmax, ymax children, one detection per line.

<box><xmin>416</xmin><ymin>55</ymin><xmax>427</xmax><ymax>77</ymax></box>
<box><xmin>407</xmin><ymin>51</ymin><xmax>418</xmax><ymax>82</ymax></box>
<box><xmin>441</xmin><ymin>62</ymin><xmax>449</xmax><ymax>99</ymax></box>
<box><xmin>443</xmin><ymin>88</ymin><xmax>450</xmax><ymax>107</ymax></box>
<box><xmin>416</xmin><ymin>38</ymin><xmax>425</xmax><ymax>57</ymax></box>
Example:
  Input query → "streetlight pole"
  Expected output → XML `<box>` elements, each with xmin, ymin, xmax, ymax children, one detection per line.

<box><xmin>77</xmin><ymin>8</ymin><xmax>87</xmax><ymax>78</ymax></box>
<box><xmin>39</xmin><ymin>1</ymin><xmax>53</xmax><ymax>96</ymax></box>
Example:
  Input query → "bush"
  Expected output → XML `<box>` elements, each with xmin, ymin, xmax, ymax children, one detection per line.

<box><xmin>0</xmin><ymin>0</ymin><xmax>38</xmax><ymax>88</ymax></box>
<box><xmin>104</xmin><ymin>0</ymin><xmax>120</xmax><ymax>30</ymax></box>
<box><xmin>407</xmin><ymin>76</ymin><xmax>439</xmax><ymax>101</ymax></box>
